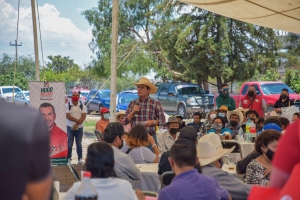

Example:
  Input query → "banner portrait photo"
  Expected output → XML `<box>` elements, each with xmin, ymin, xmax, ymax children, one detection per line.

<box><xmin>29</xmin><ymin>81</ymin><xmax>68</xmax><ymax>165</ymax></box>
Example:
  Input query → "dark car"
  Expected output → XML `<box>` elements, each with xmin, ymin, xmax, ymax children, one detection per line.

<box><xmin>116</xmin><ymin>90</ymin><xmax>138</xmax><ymax>112</ymax></box>
<box><xmin>86</xmin><ymin>89</ymin><xmax>111</xmax><ymax>114</ymax></box>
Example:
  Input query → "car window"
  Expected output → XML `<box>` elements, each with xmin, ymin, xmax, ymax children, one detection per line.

<box><xmin>81</xmin><ymin>92</ymin><xmax>89</xmax><ymax>97</ymax></box>
<box><xmin>252</xmin><ymin>85</ymin><xmax>261</xmax><ymax>95</ymax></box>
<box><xmin>118</xmin><ymin>93</ymin><xmax>138</xmax><ymax>104</ymax></box>
<box><xmin>2</xmin><ymin>88</ymin><xmax>21</xmax><ymax>94</ymax></box>
<box><xmin>88</xmin><ymin>91</ymin><xmax>96</xmax><ymax>98</ymax></box>
<box><xmin>99</xmin><ymin>91</ymin><xmax>110</xmax><ymax>98</ymax></box>
<box><xmin>241</xmin><ymin>84</ymin><xmax>249</xmax><ymax>95</ymax></box>
<box><xmin>159</xmin><ymin>84</ymin><xmax>169</xmax><ymax>96</ymax></box>
<box><xmin>176</xmin><ymin>85</ymin><xmax>205</xmax><ymax>95</ymax></box>
<box><xmin>24</xmin><ymin>92</ymin><xmax>30</xmax><ymax>97</ymax></box>
<box><xmin>68</xmin><ymin>91</ymin><xmax>73</xmax><ymax>97</ymax></box>
<box><xmin>261</xmin><ymin>83</ymin><xmax>295</xmax><ymax>95</ymax></box>
<box><xmin>168</xmin><ymin>85</ymin><xmax>175</xmax><ymax>94</ymax></box>
<box><xmin>15</xmin><ymin>93</ymin><xmax>21</xmax><ymax>98</ymax></box>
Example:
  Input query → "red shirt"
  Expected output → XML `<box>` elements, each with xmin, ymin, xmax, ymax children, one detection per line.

<box><xmin>273</xmin><ymin>120</ymin><xmax>300</xmax><ymax>174</ymax></box>
<box><xmin>240</xmin><ymin>95</ymin><xmax>264</xmax><ymax>116</ymax></box>
<box><xmin>50</xmin><ymin>123</ymin><xmax>68</xmax><ymax>158</ymax></box>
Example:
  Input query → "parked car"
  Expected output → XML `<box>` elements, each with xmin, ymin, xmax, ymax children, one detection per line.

<box><xmin>13</xmin><ymin>91</ymin><xmax>30</xmax><ymax>106</ymax></box>
<box><xmin>151</xmin><ymin>82</ymin><xmax>214</xmax><ymax>118</ymax></box>
<box><xmin>0</xmin><ymin>86</ymin><xmax>23</xmax><ymax>102</ymax></box>
<box><xmin>86</xmin><ymin>89</ymin><xmax>110</xmax><ymax>114</ymax></box>
<box><xmin>116</xmin><ymin>90</ymin><xmax>138</xmax><ymax>112</ymax></box>
<box><xmin>214</xmin><ymin>81</ymin><xmax>300</xmax><ymax>112</ymax></box>
<box><xmin>67</xmin><ymin>89</ymin><xmax>90</xmax><ymax>104</ymax></box>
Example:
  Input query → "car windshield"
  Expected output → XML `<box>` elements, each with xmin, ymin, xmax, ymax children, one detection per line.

<box><xmin>118</xmin><ymin>93</ymin><xmax>138</xmax><ymax>104</ymax></box>
<box><xmin>261</xmin><ymin>83</ymin><xmax>295</xmax><ymax>95</ymax></box>
<box><xmin>24</xmin><ymin>92</ymin><xmax>30</xmax><ymax>97</ymax></box>
<box><xmin>99</xmin><ymin>90</ymin><xmax>110</xmax><ymax>98</ymax></box>
<box><xmin>176</xmin><ymin>85</ymin><xmax>205</xmax><ymax>95</ymax></box>
<box><xmin>81</xmin><ymin>92</ymin><xmax>89</xmax><ymax>97</ymax></box>
<box><xmin>2</xmin><ymin>88</ymin><xmax>21</xmax><ymax>94</ymax></box>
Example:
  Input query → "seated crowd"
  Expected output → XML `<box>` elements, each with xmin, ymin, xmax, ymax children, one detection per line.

<box><xmin>67</xmin><ymin>102</ymin><xmax>298</xmax><ymax>200</ymax></box>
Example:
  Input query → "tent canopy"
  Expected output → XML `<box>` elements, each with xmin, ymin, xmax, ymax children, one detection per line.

<box><xmin>179</xmin><ymin>0</ymin><xmax>300</xmax><ymax>34</ymax></box>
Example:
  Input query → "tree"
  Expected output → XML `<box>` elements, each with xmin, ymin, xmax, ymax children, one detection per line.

<box><xmin>46</xmin><ymin>55</ymin><xmax>80</xmax><ymax>73</ymax></box>
<box><xmin>284</xmin><ymin>69</ymin><xmax>300</xmax><ymax>93</ymax></box>
<box><xmin>0</xmin><ymin>71</ymin><xmax>29</xmax><ymax>90</ymax></box>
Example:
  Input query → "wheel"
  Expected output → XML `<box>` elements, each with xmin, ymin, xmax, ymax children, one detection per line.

<box><xmin>267</xmin><ymin>105</ymin><xmax>274</xmax><ymax>113</ymax></box>
<box><xmin>177</xmin><ymin>104</ymin><xmax>187</xmax><ymax>118</ymax></box>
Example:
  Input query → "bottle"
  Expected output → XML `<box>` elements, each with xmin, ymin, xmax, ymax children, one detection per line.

<box><xmin>75</xmin><ymin>171</ymin><xmax>97</xmax><ymax>200</ymax></box>
<box><xmin>245</xmin><ymin>118</ymin><xmax>251</xmax><ymax>142</ymax></box>
<box><xmin>249</xmin><ymin>120</ymin><xmax>256</xmax><ymax>142</ymax></box>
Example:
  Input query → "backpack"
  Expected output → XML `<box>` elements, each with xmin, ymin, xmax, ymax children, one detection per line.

<box><xmin>68</xmin><ymin>101</ymin><xmax>83</xmax><ymax>111</ymax></box>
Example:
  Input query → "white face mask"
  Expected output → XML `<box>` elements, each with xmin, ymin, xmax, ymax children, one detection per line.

<box><xmin>103</xmin><ymin>113</ymin><xmax>110</xmax><ymax>119</ymax></box>
<box><xmin>210</xmin><ymin>114</ymin><xmax>217</xmax><ymax>120</ymax></box>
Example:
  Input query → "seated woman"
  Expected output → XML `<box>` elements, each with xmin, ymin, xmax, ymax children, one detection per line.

<box><xmin>208</xmin><ymin>116</ymin><xmax>232</xmax><ymax>140</ymax></box>
<box><xmin>63</xmin><ymin>142</ymin><xmax>137</xmax><ymax>200</ymax></box>
<box><xmin>122</xmin><ymin>124</ymin><xmax>160</xmax><ymax>164</ymax></box>
<box><xmin>245</xmin><ymin>130</ymin><xmax>281</xmax><ymax>186</ymax></box>
<box><xmin>202</xmin><ymin>109</ymin><xmax>217</xmax><ymax>134</ymax></box>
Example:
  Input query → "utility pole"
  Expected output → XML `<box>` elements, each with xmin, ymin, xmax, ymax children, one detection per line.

<box><xmin>31</xmin><ymin>0</ymin><xmax>40</xmax><ymax>81</ymax></box>
<box><xmin>10</xmin><ymin>40</ymin><xmax>22</xmax><ymax>103</ymax></box>
<box><xmin>109</xmin><ymin>0</ymin><xmax>119</xmax><ymax>122</ymax></box>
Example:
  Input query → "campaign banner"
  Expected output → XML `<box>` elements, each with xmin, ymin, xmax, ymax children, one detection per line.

<box><xmin>29</xmin><ymin>81</ymin><xmax>68</xmax><ymax>165</ymax></box>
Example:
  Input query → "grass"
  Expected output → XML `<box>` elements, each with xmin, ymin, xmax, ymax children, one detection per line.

<box><xmin>83</xmin><ymin>119</ymin><xmax>97</xmax><ymax>133</ymax></box>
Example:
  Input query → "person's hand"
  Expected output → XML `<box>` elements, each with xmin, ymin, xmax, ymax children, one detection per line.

<box><xmin>132</xmin><ymin>105</ymin><xmax>140</xmax><ymax>113</ymax></box>
<box><xmin>78</xmin><ymin>119</ymin><xmax>84</xmax><ymax>124</ymax></box>
<box><xmin>148</xmin><ymin>134</ymin><xmax>155</xmax><ymax>146</ymax></box>
<box><xmin>143</xmin><ymin>120</ymin><xmax>155</xmax><ymax>127</ymax></box>
<box><xmin>135</xmin><ymin>189</ymin><xmax>146</xmax><ymax>200</ymax></box>
<box><xmin>263</xmin><ymin>167</ymin><xmax>272</xmax><ymax>177</ymax></box>
<box><xmin>72</xmin><ymin>124</ymin><xmax>78</xmax><ymax>130</ymax></box>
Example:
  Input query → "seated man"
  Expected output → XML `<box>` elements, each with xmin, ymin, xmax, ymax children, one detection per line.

<box><xmin>158</xmin><ymin>126</ymin><xmax>200</xmax><ymax>176</ymax></box>
<box><xmin>103</xmin><ymin>122</ymin><xmax>141</xmax><ymax>185</ymax></box>
<box><xmin>225</xmin><ymin>110</ymin><xmax>243</xmax><ymax>139</ymax></box>
<box><xmin>157</xmin><ymin>117</ymin><xmax>179</xmax><ymax>153</ymax></box>
<box><xmin>186</xmin><ymin>112</ymin><xmax>203</xmax><ymax>133</ymax></box>
<box><xmin>158</xmin><ymin>139</ymin><xmax>231</xmax><ymax>200</ymax></box>
<box><xmin>198</xmin><ymin>134</ymin><xmax>252</xmax><ymax>200</ymax></box>
<box><xmin>96</xmin><ymin>107</ymin><xmax>110</xmax><ymax>133</ymax></box>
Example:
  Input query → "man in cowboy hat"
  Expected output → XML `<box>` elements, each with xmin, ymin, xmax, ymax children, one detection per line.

<box><xmin>124</xmin><ymin>77</ymin><xmax>165</xmax><ymax>147</ymax></box>
<box><xmin>199</xmin><ymin>134</ymin><xmax>252</xmax><ymax>200</ymax></box>
<box><xmin>216</xmin><ymin>83</ymin><xmax>236</xmax><ymax>111</ymax></box>
<box><xmin>225</xmin><ymin>110</ymin><xmax>244</xmax><ymax>139</ymax></box>
<box><xmin>157</xmin><ymin>117</ymin><xmax>180</xmax><ymax>153</ymax></box>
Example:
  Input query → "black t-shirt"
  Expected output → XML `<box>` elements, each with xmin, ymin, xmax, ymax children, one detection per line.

<box><xmin>0</xmin><ymin>101</ymin><xmax>51</xmax><ymax>200</ymax></box>
<box><xmin>274</xmin><ymin>98</ymin><xmax>294</xmax><ymax>108</ymax></box>
<box><xmin>158</xmin><ymin>152</ymin><xmax>171</xmax><ymax>175</ymax></box>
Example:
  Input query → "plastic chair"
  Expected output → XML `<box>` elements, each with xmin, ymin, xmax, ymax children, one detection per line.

<box><xmin>94</xmin><ymin>130</ymin><xmax>104</xmax><ymax>141</ymax></box>
<box><xmin>221</xmin><ymin>140</ymin><xmax>242</xmax><ymax>158</ymax></box>
<box><xmin>142</xmin><ymin>191</ymin><xmax>158</xmax><ymax>197</ymax></box>
<box><xmin>161</xmin><ymin>171</ymin><xmax>175</xmax><ymax>189</ymax></box>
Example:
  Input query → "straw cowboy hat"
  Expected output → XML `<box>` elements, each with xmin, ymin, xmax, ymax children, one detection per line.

<box><xmin>226</xmin><ymin>110</ymin><xmax>244</xmax><ymax>124</ymax></box>
<box><xmin>218</xmin><ymin>105</ymin><xmax>228</xmax><ymax>112</ymax></box>
<box><xmin>134</xmin><ymin>77</ymin><xmax>157</xmax><ymax>94</ymax></box>
<box><xmin>116</xmin><ymin>110</ymin><xmax>126</xmax><ymax>119</ymax></box>
<box><xmin>234</xmin><ymin>107</ymin><xmax>249</xmax><ymax>113</ymax></box>
<box><xmin>198</xmin><ymin>134</ymin><xmax>234</xmax><ymax>166</ymax></box>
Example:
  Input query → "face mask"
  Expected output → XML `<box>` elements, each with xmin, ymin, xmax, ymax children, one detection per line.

<box><xmin>230</xmin><ymin>121</ymin><xmax>238</xmax><ymax>126</ymax></box>
<box><xmin>219</xmin><ymin>113</ymin><xmax>225</xmax><ymax>117</ymax></box>
<box><xmin>264</xmin><ymin>148</ymin><xmax>274</xmax><ymax>161</ymax></box>
<box><xmin>103</xmin><ymin>113</ymin><xmax>110</xmax><ymax>119</ymax></box>
<box><xmin>169</xmin><ymin>128</ymin><xmax>179</xmax><ymax>134</ymax></box>
<box><xmin>248</xmin><ymin>91</ymin><xmax>255</xmax><ymax>97</ymax></box>
<box><xmin>212</xmin><ymin>124</ymin><xmax>223</xmax><ymax>130</ymax></box>
<box><xmin>222</xmin><ymin>88</ymin><xmax>229</xmax><ymax>97</ymax></box>
<box><xmin>281</xmin><ymin>94</ymin><xmax>287</xmax><ymax>99</ymax></box>
<box><xmin>210</xmin><ymin>114</ymin><xmax>217</xmax><ymax>120</ymax></box>
<box><xmin>72</xmin><ymin>96</ymin><xmax>80</xmax><ymax>102</ymax></box>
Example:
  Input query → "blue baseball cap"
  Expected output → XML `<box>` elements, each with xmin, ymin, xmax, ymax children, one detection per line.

<box><xmin>262</xmin><ymin>123</ymin><xmax>281</xmax><ymax>132</ymax></box>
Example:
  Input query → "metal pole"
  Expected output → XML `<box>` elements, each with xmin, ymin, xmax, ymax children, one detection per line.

<box><xmin>31</xmin><ymin>0</ymin><xmax>40</xmax><ymax>81</ymax></box>
<box><xmin>109</xmin><ymin>0</ymin><xmax>119</xmax><ymax>122</ymax></box>
<box><xmin>10</xmin><ymin>40</ymin><xmax>22</xmax><ymax>103</ymax></box>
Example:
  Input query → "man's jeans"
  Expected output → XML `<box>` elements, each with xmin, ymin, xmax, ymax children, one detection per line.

<box><xmin>67</xmin><ymin>126</ymin><xmax>83</xmax><ymax>160</ymax></box>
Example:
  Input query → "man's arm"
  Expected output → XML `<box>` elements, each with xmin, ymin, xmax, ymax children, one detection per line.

<box><xmin>155</xmin><ymin>101</ymin><xmax>165</xmax><ymax>125</ymax></box>
<box><xmin>78</xmin><ymin>104</ymin><xmax>87</xmax><ymax>124</ymax></box>
<box><xmin>124</xmin><ymin>101</ymin><xmax>135</xmax><ymax>124</ymax></box>
<box><xmin>122</xmin><ymin>156</ymin><xmax>141</xmax><ymax>180</ymax></box>
<box><xmin>216</xmin><ymin>96</ymin><xmax>222</xmax><ymax>109</ymax></box>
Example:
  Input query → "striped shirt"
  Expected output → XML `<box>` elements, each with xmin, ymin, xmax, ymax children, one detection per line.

<box><xmin>124</xmin><ymin>96</ymin><xmax>165</xmax><ymax>133</ymax></box>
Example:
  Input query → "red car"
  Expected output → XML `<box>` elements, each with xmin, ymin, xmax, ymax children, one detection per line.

<box><xmin>214</xmin><ymin>81</ymin><xmax>300</xmax><ymax>112</ymax></box>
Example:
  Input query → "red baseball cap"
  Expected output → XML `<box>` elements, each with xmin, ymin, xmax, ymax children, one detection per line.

<box><xmin>100</xmin><ymin>107</ymin><xmax>109</xmax><ymax>114</ymax></box>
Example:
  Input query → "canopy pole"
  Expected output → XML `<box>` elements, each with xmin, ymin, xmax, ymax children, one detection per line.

<box><xmin>31</xmin><ymin>0</ymin><xmax>40</xmax><ymax>81</ymax></box>
<box><xmin>109</xmin><ymin>0</ymin><xmax>119</xmax><ymax>122</ymax></box>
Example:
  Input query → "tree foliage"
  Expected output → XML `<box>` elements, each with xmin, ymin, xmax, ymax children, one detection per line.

<box><xmin>284</xmin><ymin>69</ymin><xmax>300</xmax><ymax>93</ymax></box>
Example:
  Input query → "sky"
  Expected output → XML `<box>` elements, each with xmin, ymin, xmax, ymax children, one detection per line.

<box><xmin>0</xmin><ymin>0</ymin><xmax>98</xmax><ymax>67</ymax></box>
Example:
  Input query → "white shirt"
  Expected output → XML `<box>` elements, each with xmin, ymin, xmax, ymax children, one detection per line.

<box><xmin>66</xmin><ymin>101</ymin><xmax>87</xmax><ymax>128</ymax></box>
<box><xmin>63</xmin><ymin>178</ymin><xmax>137</xmax><ymax>200</ymax></box>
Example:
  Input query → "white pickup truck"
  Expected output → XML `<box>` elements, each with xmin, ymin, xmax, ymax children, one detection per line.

<box><xmin>0</xmin><ymin>86</ymin><xmax>23</xmax><ymax>102</ymax></box>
